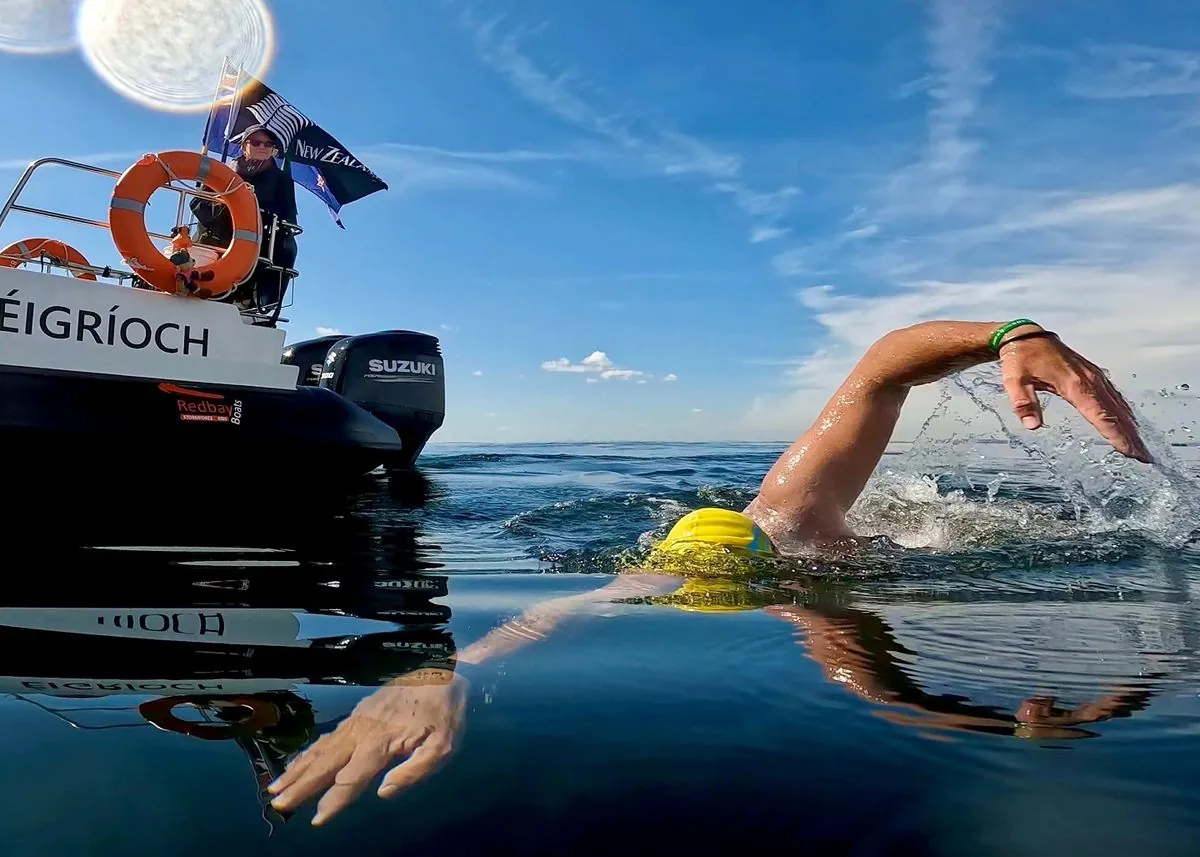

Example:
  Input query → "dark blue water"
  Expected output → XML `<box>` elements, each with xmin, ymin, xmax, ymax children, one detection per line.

<box><xmin>4</xmin><ymin>385</ymin><xmax>1200</xmax><ymax>855</ymax></box>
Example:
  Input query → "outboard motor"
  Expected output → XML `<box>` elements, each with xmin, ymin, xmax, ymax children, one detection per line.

<box><xmin>281</xmin><ymin>335</ymin><xmax>347</xmax><ymax>387</ymax></box>
<box><xmin>317</xmin><ymin>330</ymin><xmax>446</xmax><ymax>469</ymax></box>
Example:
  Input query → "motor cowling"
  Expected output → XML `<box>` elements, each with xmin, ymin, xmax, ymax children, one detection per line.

<box><xmin>281</xmin><ymin>335</ymin><xmax>347</xmax><ymax>387</ymax></box>
<box><xmin>318</xmin><ymin>330</ymin><xmax>445</xmax><ymax>469</ymax></box>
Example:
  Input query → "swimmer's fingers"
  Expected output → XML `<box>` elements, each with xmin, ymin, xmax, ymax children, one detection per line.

<box><xmin>310</xmin><ymin>738</ymin><xmax>402</xmax><ymax>826</ymax></box>
<box><xmin>267</xmin><ymin>733</ymin><xmax>339</xmax><ymax>797</ymax></box>
<box><xmin>1093</xmin><ymin>368</ymin><xmax>1153</xmax><ymax>463</ymax></box>
<box><xmin>376</xmin><ymin>735</ymin><xmax>455</xmax><ymax>799</ymax></box>
<box><xmin>1056</xmin><ymin>370</ymin><xmax>1152</xmax><ymax>463</ymax></box>
<box><xmin>269</xmin><ymin>736</ymin><xmax>356</xmax><ymax>815</ymax></box>
<box><xmin>1001</xmin><ymin>366</ymin><xmax>1044</xmax><ymax>430</ymax></box>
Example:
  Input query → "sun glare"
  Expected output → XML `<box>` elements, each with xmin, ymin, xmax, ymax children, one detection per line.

<box><xmin>75</xmin><ymin>0</ymin><xmax>275</xmax><ymax>113</ymax></box>
<box><xmin>0</xmin><ymin>0</ymin><xmax>78</xmax><ymax>55</ymax></box>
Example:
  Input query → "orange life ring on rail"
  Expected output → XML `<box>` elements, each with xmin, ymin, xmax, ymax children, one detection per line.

<box><xmin>0</xmin><ymin>238</ymin><xmax>97</xmax><ymax>280</ymax></box>
<box><xmin>139</xmin><ymin>695</ymin><xmax>281</xmax><ymax>741</ymax></box>
<box><xmin>109</xmin><ymin>150</ymin><xmax>263</xmax><ymax>299</ymax></box>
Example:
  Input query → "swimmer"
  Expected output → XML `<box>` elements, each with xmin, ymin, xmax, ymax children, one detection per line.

<box><xmin>266</xmin><ymin>318</ymin><xmax>1153</xmax><ymax>824</ymax></box>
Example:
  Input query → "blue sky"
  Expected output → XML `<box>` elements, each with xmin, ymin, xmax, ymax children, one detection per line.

<box><xmin>2</xmin><ymin>0</ymin><xmax>1199</xmax><ymax>443</ymax></box>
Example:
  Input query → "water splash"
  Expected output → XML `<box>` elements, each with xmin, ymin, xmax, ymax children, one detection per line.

<box><xmin>851</xmin><ymin>368</ymin><xmax>1200</xmax><ymax>551</ymax></box>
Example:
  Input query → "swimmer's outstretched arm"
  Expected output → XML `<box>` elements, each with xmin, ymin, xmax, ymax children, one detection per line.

<box><xmin>452</xmin><ymin>572</ymin><xmax>683</xmax><ymax>667</ymax></box>
<box><xmin>266</xmin><ymin>571</ymin><xmax>684</xmax><ymax>826</ymax></box>
<box><xmin>745</xmin><ymin>320</ymin><xmax>1150</xmax><ymax>544</ymax></box>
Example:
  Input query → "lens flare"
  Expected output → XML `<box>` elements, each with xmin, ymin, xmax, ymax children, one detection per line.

<box><xmin>75</xmin><ymin>0</ymin><xmax>275</xmax><ymax>113</ymax></box>
<box><xmin>0</xmin><ymin>0</ymin><xmax>78</xmax><ymax>55</ymax></box>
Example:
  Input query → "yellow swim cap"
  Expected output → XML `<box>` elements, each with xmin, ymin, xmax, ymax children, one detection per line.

<box><xmin>655</xmin><ymin>507</ymin><xmax>775</xmax><ymax>557</ymax></box>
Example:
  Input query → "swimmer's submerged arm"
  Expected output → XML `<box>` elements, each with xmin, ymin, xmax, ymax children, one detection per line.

<box><xmin>749</xmin><ymin>321</ymin><xmax>1028</xmax><ymax>534</ymax></box>
<box><xmin>452</xmin><ymin>573</ymin><xmax>682</xmax><ymax>667</ymax></box>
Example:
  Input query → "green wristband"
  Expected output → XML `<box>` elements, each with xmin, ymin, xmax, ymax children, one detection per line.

<box><xmin>989</xmin><ymin>318</ymin><xmax>1038</xmax><ymax>352</ymax></box>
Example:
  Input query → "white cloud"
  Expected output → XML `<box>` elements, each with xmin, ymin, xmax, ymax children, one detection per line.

<box><xmin>472</xmin><ymin>370</ymin><xmax>483</xmax><ymax>376</ymax></box>
<box><xmin>540</xmin><ymin>351</ymin><xmax>609</xmax><ymax>373</ymax></box>
<box><xmin>315</xmin><ymin>326</ymin><xmax>344</xmax><ymax>336</ymax></box>
<box><xmin>540</xmin><ymin>350</ymin><xmax>650</xmax><ymax>381</ymax></box>
<box><xmin>662</xmin><ymin>373</ymin><xmax>677</xmax><ymax>382</ymax></box>
<box><xmin>692</xmin><ymin>408</ymin><xmax>703</xmax><ymax>413</ymax></box>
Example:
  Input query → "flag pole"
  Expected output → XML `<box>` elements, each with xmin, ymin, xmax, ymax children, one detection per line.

<box><xmin>199</xmin><ymin>56</ymin><xmax>231</xmax><ymax>157</ymax></box>
<box><xmin>219</xmin><ymin>61</ymin><xmax>247</xmax><ymax>165</ymax></box>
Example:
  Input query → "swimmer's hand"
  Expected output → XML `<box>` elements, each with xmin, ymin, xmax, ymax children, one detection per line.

<box><xmin>266</xmin><ymin>669</ymin><xmax>467</xmax><ymax>826</ymax></box>
<box><xmin>998</xmin><ymin>331</ymin><xmax>1152</xmax><ymax>463</ymax></box>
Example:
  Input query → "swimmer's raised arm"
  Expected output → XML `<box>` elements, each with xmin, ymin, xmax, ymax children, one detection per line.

<box><xmin>746</xmin><ymin>319</ymin><xmax>1150</xmax><ymax>545</ymax></box>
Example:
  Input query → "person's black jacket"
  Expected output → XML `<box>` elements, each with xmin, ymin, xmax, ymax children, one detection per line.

<box><xmin>190</xmin><ymin>160</ymin><xmax>298</xmax><ymax>252</ymax></box>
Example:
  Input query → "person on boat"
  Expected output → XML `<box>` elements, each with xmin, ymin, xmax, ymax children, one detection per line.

<box><xmin>265</xmin><ymin>317</ymin><xmax>1154</xmax><ymax>824</ymax></box>
<box><xmin>189</xmin><ymin>123</ymin><xmax>299</xmax><ymax>310</ymax></box>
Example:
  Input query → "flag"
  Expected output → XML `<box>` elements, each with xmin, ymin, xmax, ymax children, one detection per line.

<box><xmin>202</xmin><ymin>59</ymin><xmax>388</xmax><ymax>228</ymax></box>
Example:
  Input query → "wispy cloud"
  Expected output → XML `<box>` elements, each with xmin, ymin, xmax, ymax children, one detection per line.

<box><xmin>745</xmin><ymin>179</ymin><xmax>1200</xmax><ymax>438</ymax></box>
<box><xmin>360</xmin><ymin>143</ymin><xmax>548</xmax><ymax>195</ymax></box>
<box><xmin>444</xmin><ymin>1</ymin><xmax>800</xmax><ymax>241</ymax></box>
<box><xmin>751</xmin><ymin>226</ymin><xmax>791</xmax><ymax>244</ymax></box>
<box><xmin>0</xmin><ymin>150</ymin><xmax>146</xmax><ymax>171</ymax></box>
<box><xmin>470</xmin><ymin>270</ymin><xmax>751</xmax><ymax>289</ymax></box>
<box><xmin>315</xmin><ymin>326</ymin><xmax>344</xmax><ymax>336</ymax></box>
<box><xmin>922</xmin><ymin>0</ymin><xmax>1002</xmax><ymax>181</ymax></box>
<box><xmin>1066</xmin><ymin>44</ymin><xmax>1200</xmax><ymax>99</ymax></box>
<box><xmin>375</xmin><ymin>142</ymin><xmax>585</xmax><ymax>164</ymax></box>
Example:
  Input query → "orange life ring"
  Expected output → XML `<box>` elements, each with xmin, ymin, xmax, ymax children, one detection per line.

<box><xmin>139</xmin><ymin>695</ymin><xmax>280</xmax><ymax>741</ymax></box>
<box><xmin>109</xmin><ymin>150</ymin><xmax>262</xmax><ymax>299</ymax></box>
<box><xmin>0</xmin><ymin>238</ymin><xmax>97</xmax><ymax>280</ymax></box>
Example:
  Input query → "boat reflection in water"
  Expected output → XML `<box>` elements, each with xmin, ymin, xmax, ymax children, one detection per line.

<box><xmin>0</xmin><ymin>471</ymin><xmax>452</xmax><ymax>833</ymax></box>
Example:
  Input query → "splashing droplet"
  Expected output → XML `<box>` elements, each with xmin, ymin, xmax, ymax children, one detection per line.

<box><xmin>1180</xmin><ymin>383</ymin><xmax>1191</xmax><ymax>392</ymax></box>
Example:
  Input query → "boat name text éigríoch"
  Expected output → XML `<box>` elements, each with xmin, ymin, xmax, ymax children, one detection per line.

<box><xmin>0</xmin><ymin>290</ymin><xmax>210</xmax><ymax>357</ymax></box>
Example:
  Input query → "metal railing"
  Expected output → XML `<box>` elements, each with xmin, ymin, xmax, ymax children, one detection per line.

<box><xmin>0</xmin><ymin>156</ymin><xmax>302</xmax><ymax>322</ymax></box>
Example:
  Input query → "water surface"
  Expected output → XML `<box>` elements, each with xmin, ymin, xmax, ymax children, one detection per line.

<box><xmin>4</xmin><ymin>391</ymin><xmax>1200</xmax><ymax>856</ymax></box>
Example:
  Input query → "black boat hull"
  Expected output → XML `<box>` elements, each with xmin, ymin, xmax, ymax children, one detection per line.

<box><xmin>0</xmin><ymin>365</ymin><xmax>407</xmax><ymax>492</ymax></box>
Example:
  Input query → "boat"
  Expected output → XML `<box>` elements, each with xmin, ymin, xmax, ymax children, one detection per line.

<box><xmin>0</xmin><ymin>150</ymin><xmax>446</xmax><ymax>495</ymax></box>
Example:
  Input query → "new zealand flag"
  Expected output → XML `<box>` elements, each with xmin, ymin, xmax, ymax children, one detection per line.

<box><xmin>203</xmin><ymin>60</ymin><xmax>388</xmax><ymax>228</ymax></box>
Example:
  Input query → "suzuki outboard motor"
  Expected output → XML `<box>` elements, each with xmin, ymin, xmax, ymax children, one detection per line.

<box><xmin>281</xmin><ymin>334</ymin><xmax>347</xmax><ymax>387</ymax></box>
<box><xmin>316</xmin><ymin>331</ymin><xmax>445</xmax><ymax>469</ymax></box>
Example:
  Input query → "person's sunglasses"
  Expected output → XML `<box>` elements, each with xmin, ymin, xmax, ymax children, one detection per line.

<box><xmin>246</xmin><ymin>138</ymin><xmax>276</xmax><ymax>148</ymax></box>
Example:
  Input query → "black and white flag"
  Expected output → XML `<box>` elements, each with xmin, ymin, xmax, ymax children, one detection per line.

<box><xmin>203</xmin><ymin>60</ymin><xmax>388</xmax><ymax>228</ymax></box>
